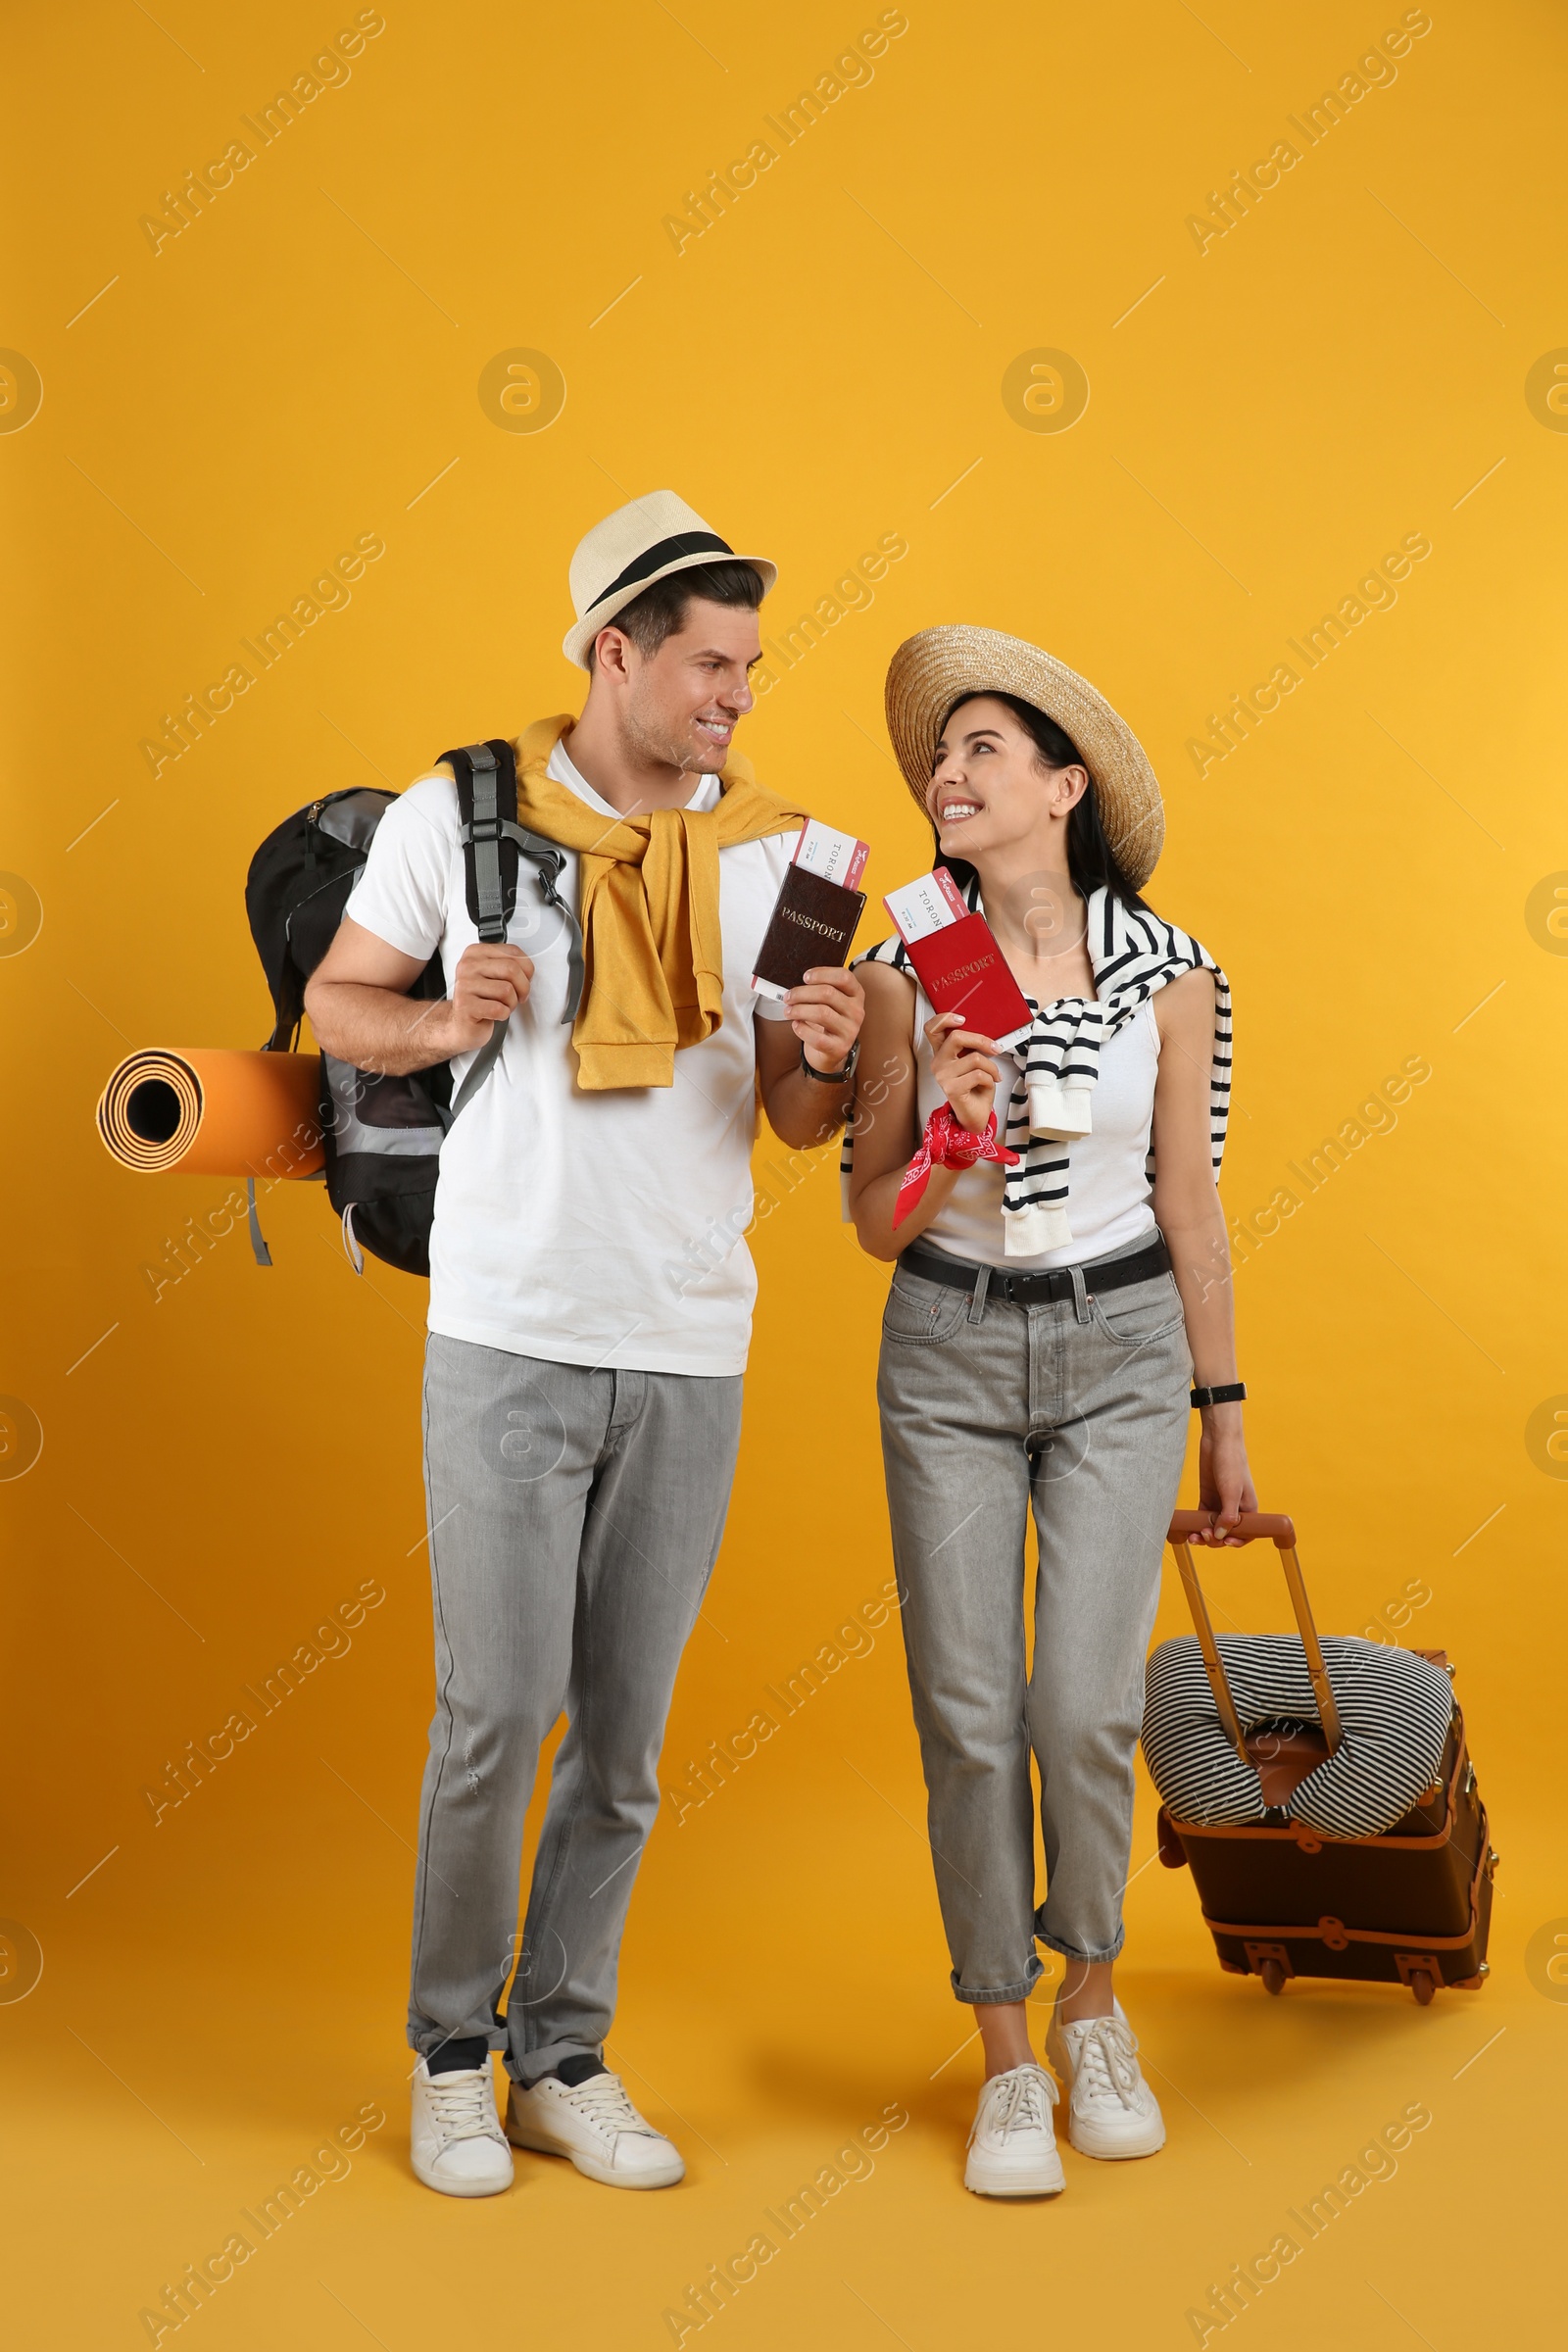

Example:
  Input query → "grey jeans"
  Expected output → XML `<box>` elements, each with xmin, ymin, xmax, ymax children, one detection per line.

<box><xmin>408</xmin><ymin>1336</ymin><xmax>742</xmax><ymax>2082</ymax></box>
<box><xmin>876</xmin><ymin>1231</ymin><xmax>1192</xmax><ymax>2000</ymax></box>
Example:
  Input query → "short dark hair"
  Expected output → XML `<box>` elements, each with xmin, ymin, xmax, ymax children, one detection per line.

<box><xmin>594</xmin><ymin>560</ymin><xmax>765</xmax><ymax>665</ymax></box>
<box><xmin>936</xmin><ymin>689</ymin><xmax>1151</xmax><ymax>913</ymax></box>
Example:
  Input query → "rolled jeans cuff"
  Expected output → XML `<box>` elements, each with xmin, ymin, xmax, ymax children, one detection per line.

<box><xmin>1034</xmin><ymin>1918</ymin><xmax>1127</xmax><ymax>1966</ymax></box>
<box><xmin>953</xmin><ymin>1954</ymin><xmax>1044</xmax><ymax>2004</ymax></box>
<box><xmin>408</xmin><ymin>2023</ymin><xmax>506</xmax><ymax>2061</ymax></box>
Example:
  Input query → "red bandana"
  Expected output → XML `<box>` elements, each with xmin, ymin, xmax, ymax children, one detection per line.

<box><xmin>893</xmin><ymin>1105</ymin><xmax>1020</xmax><ymax>1230</ymax></box>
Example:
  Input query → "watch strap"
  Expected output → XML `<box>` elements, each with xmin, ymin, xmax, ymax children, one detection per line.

<box><xmin>801</xmin><ymin>1039</ymin><xmax>858</xmax><ymax>1083</ymax></box>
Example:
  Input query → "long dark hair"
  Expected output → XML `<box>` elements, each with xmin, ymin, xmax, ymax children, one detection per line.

<box><xmin>931</xmin><ymin>691</ymin><xmax>1152</xmax><ymax>914</ymax></box>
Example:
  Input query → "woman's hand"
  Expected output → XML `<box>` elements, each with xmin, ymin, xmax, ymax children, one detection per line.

<box><xmin>925</xmin><ymin>1012</ymin><xmax>1000</xmax><ymax>1135</ymax></box>
<box><xmin>1195</xmin><ymin>1407</ymin><xmax>1257</xmax><ymax>1545</ymax></box>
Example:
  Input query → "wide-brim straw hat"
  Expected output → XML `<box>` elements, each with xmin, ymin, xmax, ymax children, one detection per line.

<box><xmin>884</xmin><ymin>625</ymin><xmax>1165</xmax><ymax>889</ymax></box>
<box><xmin>563</xmin><ymin>489</ymin><xmax>777</xmax><ymax>667</ymax></box>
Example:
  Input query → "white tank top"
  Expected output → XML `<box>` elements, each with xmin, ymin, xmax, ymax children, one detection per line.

<box><xmin>911</xmin><ymin>985</ymin><xmax>1161</xmax><ymax>1271</ymax></box>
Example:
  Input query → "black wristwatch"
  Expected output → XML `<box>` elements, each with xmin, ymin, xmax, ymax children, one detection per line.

<box><xmin>800</xmin><ymin>1039</ymin><xmax>859</xmax><ymax>1083</ymax></box>
<box><xmin>1191</xmin><ymin>1382</ymin><xmax>1247</xmax><ymax>1408</ymax></box>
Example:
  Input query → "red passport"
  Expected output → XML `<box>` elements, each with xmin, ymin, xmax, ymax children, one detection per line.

<box><xmin>902</xmin><ymin>912</ymin><xmax>1033</xmax><ymax>1051</ymax></box>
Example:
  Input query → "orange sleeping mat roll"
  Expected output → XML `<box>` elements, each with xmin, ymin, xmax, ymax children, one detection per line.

<box><xmin>96</xmin><ymin>1050</ymin><xmax>325</xmax><ymax>1179</ymax></box>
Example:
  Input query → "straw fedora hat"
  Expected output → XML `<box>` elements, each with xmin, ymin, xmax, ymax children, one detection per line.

<box><xmin>563</xmin><ymin>489</ymin><xmax>777</xmax><ymax>667</ymax></box>
<box><xmin>884</xmin><ymin>625</ymin><xmax>1165</xmax><ymax>889</ymax></box>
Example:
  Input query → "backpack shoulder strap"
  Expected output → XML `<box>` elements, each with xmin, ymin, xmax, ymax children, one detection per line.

<box><xmin>439</xmin><ymin>738</ymin><xmax>586</xmax><ymax>1121</ymax></box>
<box><xmin>445</xmin><ymin>738</ymin><xmax>519</xmax><ymax>943</ymax></box>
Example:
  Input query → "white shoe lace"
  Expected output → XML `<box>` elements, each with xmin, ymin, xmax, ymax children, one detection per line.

<box><xmin>558</xmin><ymin>2071</ymin><xmax>659</xmax><ymax>2141</ymax></box>
<box><xmin>973</xmin><ymin>2063</ymin><xmax>1056</xmax><ymax>2145</ymax></box>
<box><xmin>424</xmin><ymin>2066</ymin><xmax>503</xmax><ymax>2148</ymax></box>
<box><xmin>1069</xmin><ymin>2016</ymin><xmax>1146</xmax><ymax>2112</ymax></box>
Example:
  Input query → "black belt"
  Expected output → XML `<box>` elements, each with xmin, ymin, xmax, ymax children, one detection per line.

<box><xmin>898</xmin><ymin>1234</ymin><xmax>1172</xmax><ymax>1307</ymax></box>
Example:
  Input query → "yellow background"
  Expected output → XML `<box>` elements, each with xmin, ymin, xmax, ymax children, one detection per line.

<box><xmin>3</xmin><ymin>1</ymin><xmax>1564</xmax><ymax>2343</ymax></box>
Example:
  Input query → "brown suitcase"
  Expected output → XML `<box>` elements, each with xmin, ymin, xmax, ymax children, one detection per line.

<box><xmin>1153</xmin><ymin>1509</ymin><xmax>1496</xmax><ymax>2004</ymax></box>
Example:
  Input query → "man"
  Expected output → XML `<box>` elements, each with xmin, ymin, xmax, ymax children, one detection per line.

<box><xmin>306</xmin><ymin>492</ymin><xmax>863</xmax><ymax>2196</ymax></box>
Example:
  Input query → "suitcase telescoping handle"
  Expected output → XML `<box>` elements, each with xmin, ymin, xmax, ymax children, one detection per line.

<box><xmin>1165</xmin><ymin>1510</ymin><xmax>1346</xmax><ymax>1762</ymax></box>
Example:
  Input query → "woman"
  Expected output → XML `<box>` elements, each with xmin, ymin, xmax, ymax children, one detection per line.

<box><xmin>846</xmin><ymin>627</ymin><xmax>1253</xmax><ymax>2197</ymax></box>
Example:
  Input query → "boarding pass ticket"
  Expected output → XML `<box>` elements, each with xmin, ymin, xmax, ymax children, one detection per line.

<box><xmin>883</xmin><ymin>867</ymin><xmax>969</xmax><ymax>942</ymax></box>
<box><xmin>793</xmin><ymin>818</ymin><xmax>870</xmax><ymax>892</ymax></box>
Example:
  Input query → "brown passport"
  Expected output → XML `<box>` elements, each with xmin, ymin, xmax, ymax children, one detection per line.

<box><xmin>751</xmin><ymin>864</ymin><xmax>866</xmax><ymax>998</ymax></box>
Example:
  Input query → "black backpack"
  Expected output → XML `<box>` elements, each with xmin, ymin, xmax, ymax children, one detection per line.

<box><xmin>244</xmin><ymin>739</ymin><xmax>582</xmax><ymax>1277</ymax></box>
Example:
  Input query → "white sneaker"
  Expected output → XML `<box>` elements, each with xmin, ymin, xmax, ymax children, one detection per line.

<box><xmin>410</xmin><ymin>2057</ymin><xmax>514</xmax><ymax>2197</ymax></box>
<box><xmin>963</xmin><ymin>2062</ymin><xmax>1065</xmax><ymax>2197</ymax></box>
<box><xmin>506</xmin><ymin>2069</ymin><xmax>685</xmax><ymax>2189</ymax></box>
<box><xmin>1045</xmin><ymin>1998</ymin><xmax>1165</xmax><ymax>2159</ymax></box>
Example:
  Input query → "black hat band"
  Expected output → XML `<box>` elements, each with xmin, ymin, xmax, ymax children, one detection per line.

<box><xmin>586</xmin><ymin>530</ymin><xmax>736</xmax><ymax>612</ymax></box>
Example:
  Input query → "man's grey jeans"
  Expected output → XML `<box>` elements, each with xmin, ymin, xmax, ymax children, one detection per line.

<box><xmin>407</xmin><ymin>1336</ymin><xmax>742</xmax><ymax>2082</ymax></box>
<box><xmin>876</xmin><ymin>1231</ymin><xmax>1192</xmax><ymax>2001</ymax></box>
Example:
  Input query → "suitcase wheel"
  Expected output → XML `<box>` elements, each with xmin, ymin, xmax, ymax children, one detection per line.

<box><xmin>1243</xmin><ymin>1939</ymin><xmax>1293</xmax><ymax>1992</ymax></box>
<box><xmin>1408</xmin><ymin>1966</ymin><xmax>1437</xmax><ymax>2006</ymax></box>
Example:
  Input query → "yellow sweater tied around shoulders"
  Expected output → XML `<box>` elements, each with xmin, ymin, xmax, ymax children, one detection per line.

<box><xmin>510</xmin><ymin>715</ymin><xmax>808</xmax><ymax>1091</ymax></box>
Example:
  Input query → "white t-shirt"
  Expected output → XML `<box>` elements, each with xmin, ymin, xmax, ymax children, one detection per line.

<box><xmin>347</xmin><ymin>738</ymin><xmax>797</xmax><ymax>1376</ymax></box>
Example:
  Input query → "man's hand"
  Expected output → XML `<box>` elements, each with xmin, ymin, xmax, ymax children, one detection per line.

<box><xmin>926</xmin><ymin>1011</ymin><xmax>1000</xmax><ymax>1134</ymax></box>
<box><xmin>306</xmin><ymin>918</ymin><xmax>533</xmax><ymax>1078</ymax></box>
<box><xmin>785</xmin><ymin>966</ymin><xmax>864</xmax><ymax>1073</ymax></box>
<box><xmin>446</xmin><ymin>944</ymin><xmax>534</xmax><ymax>1054</ymax></box>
